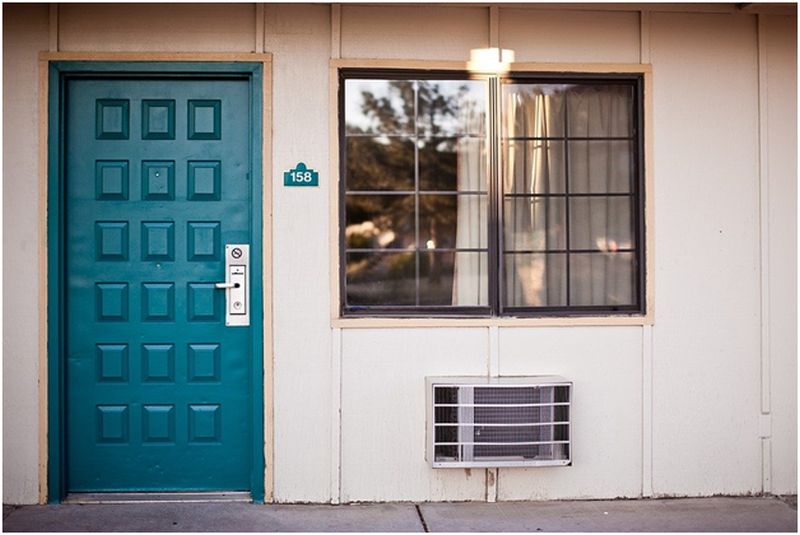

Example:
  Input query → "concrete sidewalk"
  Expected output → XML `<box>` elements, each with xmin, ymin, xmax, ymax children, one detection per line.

<box><xmin>2</xmin><ymin>496</ymin><xmax>796</xmax><ymax>532</ymax></box>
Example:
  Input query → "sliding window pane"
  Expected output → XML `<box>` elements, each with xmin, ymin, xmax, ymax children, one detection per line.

<box><xmin>346</xmin><ymin>137</ymin><xmax>415</xmax><ymax>191</ymax></box>
<box><xmin>344</xmin><ymin>80</ymin><xmax>415</xmax><ymax>135</ymax></box>
<box><xmin>504</xmin><ymin>253</ymin><xmax>567</xmax><ymax>307</ymax></box>
<box><xmin>345</xmin><ymin>195</ymin><xmax>415</xmax><ymax>249</ymax></box>
<box><xmin>568</xmin><ymin>140</ymin><xmax>633</xmax><ymax>193</ymax></box>
<box><xmin>502</xmin><ymin>84</ymin><xmax>566</xmax><ymax>138</ymax></box>
<box><xmin>568</xmin><ymin>197</ymin><xmax>633</xmax><ymax>251</ymax></box>
<box><xmin>417</xmin><ymin>80</ymin><xmax>487</xmax><ymax>137</ymax></box>
<box><xmin>503</xmin><ymin>197</ymin><xmax>566</xmax><ymax>252</ymax></box>
<box><xmin>420</xmin><ymin>251</ymin><xmax>488</xmax><ymax>306</ymax></box>
<box><xmin>420</xmin><ymin>138</ymin><xmax>487</xmax><ymax>192</ymax></box>
<box><xmin>504</xmin><ymin>140</ymin><xmax>565</xmax><ymax>194</ymax></box>
<box><xmin>346</xmin><ymin>252</ymin><xmax>416</xmax><ymax>306</ymax></box>
<box><xmin>567</xmin><ymin>84</ymin><xmax>634</xmax><ymax>138</ymax></box>
<box><xmin>569</xmin><ymin>252</ymin><xmax>635</xmax><ymax>306</ymax></box>
<box><xmin>420</xmin><ymin>194</ymin><xmax>487</xmax><ymax>250</ymax></box>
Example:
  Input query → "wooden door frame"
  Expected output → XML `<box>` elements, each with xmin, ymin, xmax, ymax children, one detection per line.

<box><xmin>39</xmin><ymin>53</ymin><xmax>274</xmax><ymax>504</ymax></box>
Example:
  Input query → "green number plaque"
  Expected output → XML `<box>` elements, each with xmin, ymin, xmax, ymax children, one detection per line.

<box><xmin>284</xmin><ymin>162</ymin><xmax>319</xmax><ymax>187</ymax></box>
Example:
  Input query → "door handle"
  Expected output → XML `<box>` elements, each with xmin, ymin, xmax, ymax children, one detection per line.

<box><xmin>219</xmin><ymin>244</ymin><xmax>250</xmax><ymax>327</ymax></box>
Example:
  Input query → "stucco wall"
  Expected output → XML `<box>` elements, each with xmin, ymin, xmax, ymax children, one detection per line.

<box><xmin>2</xmin><ymin>3</ymin><xmax>796</xmax><ymax>504</ymax></box>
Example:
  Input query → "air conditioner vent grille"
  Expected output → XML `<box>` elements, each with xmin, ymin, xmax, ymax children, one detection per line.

<box><xmin>427</xmin><ymin>377</ymin><xmax>572</xmax><ymax>468</ymax></box>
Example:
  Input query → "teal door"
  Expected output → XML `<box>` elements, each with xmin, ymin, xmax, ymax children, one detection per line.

<box><xmin>64</xmin><ymin>76</ymin><xmax>259</xmax><ymax>492</ymax></box>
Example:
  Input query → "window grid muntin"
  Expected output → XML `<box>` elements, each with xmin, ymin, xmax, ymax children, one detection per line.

<box><xmin>339</xmin><ymin>70</ymin><xmax>645</xmax><ymax>317</ymax></box>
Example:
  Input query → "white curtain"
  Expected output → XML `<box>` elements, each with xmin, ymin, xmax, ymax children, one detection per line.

<box><xmin>504</xmin><ymin>88</ymin><xmax>567</xmax><ymax>306</ymax></box>
<box><xmin>452</xmin><ymin>95</ymin><xmax>488</xmax><ymax>306</ymax></box>
<box><xmin>567</xmin><ymin>85</ymin><xmax>634</xmax><ymax>306</ymax></box>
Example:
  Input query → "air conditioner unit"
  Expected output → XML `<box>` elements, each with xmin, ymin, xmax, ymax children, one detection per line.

<box><xmin>426</xmin><ymin>376</ymin><xmax>572</xmax><ymax>468</ymax></box>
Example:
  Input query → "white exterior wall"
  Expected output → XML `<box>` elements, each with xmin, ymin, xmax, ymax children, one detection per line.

<box><xmin>2</xmin><ymin>3</ymin><xmax>50</xmax><ymax>506</ymax></box>
<box><xmin>263</xmin><ymin>4</ymin><xmax>334</xmax><ymax>503</ymax></box>
<box><xmin>497</xmin><ymin>328</ymin><xmax>644</xmax><ymax>499</ymax></box>
<box><xmin>499</xmin><ymin>8</ymin><xmax>641</xmax><ymax>63</ymax></box>
<box><xmin>649</xmin><ymin>11</ymin><xmax>763</xmax><ymax>496</ymax></box>
<box><xmin>341</xmin><ymin>5</ymin><xmax>487</xmax><ymax>60</ymax></box>
<box><xmin>58</xmin><ymin>3</ymin><xmax>256</xmax><ymax>52</ymax></box>
<box><xmin>2</xmin><ymin>3</ymin><xmax>796</xmax><ymax>504</ymax></box>
<box><xmin>340</xmin><ymin>329</ymin><xmax>489</xmax><ymax>502</ymax></box>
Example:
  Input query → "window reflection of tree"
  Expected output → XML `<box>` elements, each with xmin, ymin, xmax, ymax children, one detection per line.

<box><xmin>345</xmin><ymin>80</ymin><xmax>476</xmax><ymax>305</ymax></box>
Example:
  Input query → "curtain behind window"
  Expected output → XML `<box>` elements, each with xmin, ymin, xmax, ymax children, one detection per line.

<box><xmin>453</xmin><ymin>92</ymin><xmax>488</xmax><ymax>306</ymax></box>
<box><xmin>504</xmin><ymin>89</ymin><xmax>567</xmax><ymax>306</ymax></box>
<box><xmin>567</xmin><ymin>86</ymin><xmax>635</xmax><ymax>306</ymax></box>
<box><xmin>502</xmin><ymin>83</ymin><xmax>635</xmax><ymax>308</ymax></box>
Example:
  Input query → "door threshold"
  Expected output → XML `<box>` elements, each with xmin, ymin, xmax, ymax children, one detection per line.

<box><xmin>64</xmin><ymin>492</ymin><xmax>252</xmax><ymax>504</ymax></box>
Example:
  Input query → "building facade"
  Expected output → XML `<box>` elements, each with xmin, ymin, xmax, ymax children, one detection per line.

<box><xmin>3</xmin><ymin>2</ymin><xmax>797</xmax><ymax>504</ymax></box>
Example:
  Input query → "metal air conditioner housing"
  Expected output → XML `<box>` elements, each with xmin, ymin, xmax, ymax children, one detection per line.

<box><xmin>426</xmin><ymin>376</ymin><xmax>572</xmax><ymax>468</ymax></box>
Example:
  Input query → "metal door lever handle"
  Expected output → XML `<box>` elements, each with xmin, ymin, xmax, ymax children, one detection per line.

<box><xmin>214</xmin><ymin>282</ymin><xmax>241</xmax><ymax>289</ymax></box>
<box><xmin>220</xmin><ymin>244</ymin><xmax>249</xmax><ymax>326</ymax></box>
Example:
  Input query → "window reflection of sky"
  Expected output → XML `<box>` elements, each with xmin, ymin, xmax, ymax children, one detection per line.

<box><xmin>345</xmin><ymin>79</ymin><xmax>487</xmax><ymax>136</ymax></box>
<box><xmin>345</xmin><ymin>80</ymin><xmax>413</xmax><ymax>133</ymax></box>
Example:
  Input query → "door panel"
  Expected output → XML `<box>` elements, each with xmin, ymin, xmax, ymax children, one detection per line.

<box><xmin>65</xmin><ymin>78</ymin><xmax>254</xmax><ymax>491</ymax></box>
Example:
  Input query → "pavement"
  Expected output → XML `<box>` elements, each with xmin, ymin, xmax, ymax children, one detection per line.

<box><xmin>2</xmin><ymin>496</ymin><xmax>797</xmax><ymax>532</ymax></box>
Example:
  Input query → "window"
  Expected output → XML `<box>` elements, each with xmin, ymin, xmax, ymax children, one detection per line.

<box><xmin>339</xmin><ymin>70</ymin><xmax>645</xmax><ymax>317</ymax></box>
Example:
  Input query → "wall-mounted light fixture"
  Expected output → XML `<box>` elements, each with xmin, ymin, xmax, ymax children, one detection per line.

<box><xmin>467</xmin><ymin>47</ymin><xmax>515</xmax><ymax>74</ymax></box>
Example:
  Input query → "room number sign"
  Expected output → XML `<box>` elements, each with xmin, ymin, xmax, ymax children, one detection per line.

<box><xmin>283</xmin><ymin>162</ymin><xmax>319</xmax><ymax>187</ymax></box>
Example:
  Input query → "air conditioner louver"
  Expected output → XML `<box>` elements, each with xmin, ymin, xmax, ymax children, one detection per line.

<box><xmin>426</xmin><ymin>376</ymin><xmax>572</xmax><ymax>468</ymax></box>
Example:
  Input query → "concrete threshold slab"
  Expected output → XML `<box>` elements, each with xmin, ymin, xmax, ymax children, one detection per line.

<box><xmin>419</xmin><ymin>496</ymin><xmax>798</xmax><ymax>532</ymax></box>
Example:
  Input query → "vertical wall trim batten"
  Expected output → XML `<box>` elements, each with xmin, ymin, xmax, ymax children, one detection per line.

<box><xmin>639</xmin><ymin>10</ymin><xmax>651</xmax><ymax>64</ymax></box>
<box><xmin>756</xmin><ymin>14</ymin><xmax>773</xmax><ymax>495</ymax></box>
<box><xmin>486</xmin><ymin>326</ymin><xmax>500</xmax><ymax>502</ymax></box>
<box><xmin>48</xmin><ymin>4</ymin><xmax>58</xmax><ymax>52</ymax></box>
<box><xmin>255</xmin><ymin>4</ymin><xmax>265</xmax><ymax>54</ymax></box>
<box><xmin>330</xmin><ymin>327</ymin><xmax>342</xmax><ymax>504</ymax></box>
<box><xmin>331</xmin><ymin>4</ymin><xmax>342</xmax><ymax>60</ymax></box>
<box><xmin>642</xmin><ymin>325</ymin><xmax>654</xmax><ymax>497</ymax></box>
<box><xmin>488</xmin><ymin>326</ymin><xmax>499</xmax><ymax>378</ymax></box>
<box><xmin>757</xmin><ymin>15</ymin><xmax>771</xmax><ymax>417</ymax></box>
<box><xmin>489</xmin><ymin>6</ymin><xmax>499</xmax><ymax>49</ymax></box>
